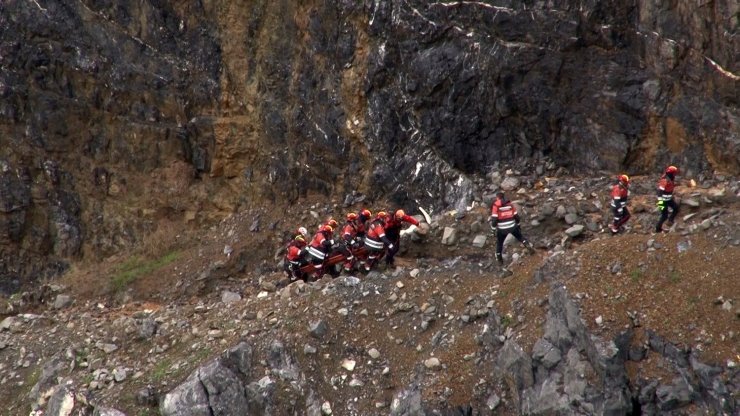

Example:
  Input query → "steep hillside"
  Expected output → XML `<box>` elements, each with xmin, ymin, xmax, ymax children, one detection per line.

<box><xmin>1</xmin><ymin>0</ymin><xmax>738</xmax><ymax>290</ymax></box>
<box><xmin>1</xmin><ymin>171</ymin><xmax>737</xmax><ymax>415</ymax></box>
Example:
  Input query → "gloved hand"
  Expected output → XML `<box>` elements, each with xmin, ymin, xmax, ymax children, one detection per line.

<box><xmin>656</xmin><ymin>200</ymin><xmax>665</xmax><ymax>210</ymax></box>
<box><xmin>388</xmin><ymin>244</ymin><xmax>394</xmax><ymax>250</ymax></box>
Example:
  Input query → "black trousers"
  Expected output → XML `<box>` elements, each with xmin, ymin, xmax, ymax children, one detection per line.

<box><xmin>496</xmin><ymin>227</ymin><xmax>525</xmax><ymax>256</ymax></box>
<box><xmin>612</xmin><ymin>206</ymin><xmax>630</xmax><ymax>229</ymax></box>
<box><xmin>656</xmin><ymin>199</ymin><xmax>679</xmax><ymax>231</ymax></box>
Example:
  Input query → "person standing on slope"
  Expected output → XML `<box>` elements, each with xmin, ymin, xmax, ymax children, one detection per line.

<box><xmin>489</xmin><ymin>192</ymin><xmax>534</xmax><ymax>266</ymax></box>
<box><xmin>655</xmin><ymin>166</ymin><xmax>680</xmax><ymax>233</ymax></box>
<box><xmin>307</xmin><ymin>225</ymin><xmax>335</xmax><ymax>278</ymax></box>
<box><xmin>383</xmin><ymin>209</ymin><xmax>420</xmax><ymax>269</ymax></box>
<box><xmin>609</xmin><ymin>175</ymin><xmax>631</xmax><ymax>235</ymax></box>
<box><xmin>363</xmin><ymin>211</ymin><xmax>393</xmax><ymax>272</ymax></box>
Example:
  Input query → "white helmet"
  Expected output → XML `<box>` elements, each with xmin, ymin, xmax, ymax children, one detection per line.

<box><xmin>298</xmin><ymin>227</ymin><xmax>308</xmax><ymax>238</ymax></box>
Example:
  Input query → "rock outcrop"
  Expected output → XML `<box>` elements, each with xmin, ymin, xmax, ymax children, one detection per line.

<box><xmin>1</xmin><ymin>1</ymin><xmax>737</xmax><ymax>287</ymax></box>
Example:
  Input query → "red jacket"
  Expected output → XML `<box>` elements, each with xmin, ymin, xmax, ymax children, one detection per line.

<box><xmin>384</xmin><ymin>214</ymin><xmax>420</xmax><ymax>232</ymax></box>
<box><xmin>610</xmin><ymin>184</ymin><xmax>629</xmax><ymax>209</ymax></box>
<box><xmin>286</xmin><ymin>238</ymin><xmax>306</xmax><ymax>261</ymax></box>
<box><xmin>342</xmin><ymin>222</ymin><xmax>358</xmax><ymax>242</ymax></box>
<box><xmin>307</xmin><ymin>230</ymin><xmax>333</xmax><ymax>259</ymax></box>
<box><xmin>657</xmin><ymin>175</ymin><xmax>675</xmax><ymax>201</ymax></box>
<box><xmin>490</xmin><ymin>199</ymin><xmax>519</xmax><ymax>230</ymax></box>
<box><xmin>365</xmin><ymin>220</ymin><xmax>391</xmax><ymax>250</ymax></box>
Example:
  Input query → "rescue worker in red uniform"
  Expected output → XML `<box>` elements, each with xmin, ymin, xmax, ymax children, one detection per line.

<box><xmin>489</xmin><ymin>193</ymin><xmax>534</xmax><ymax>265</ymax></box>
<box><xmin>355</xmin><ymin>209</ymin><xmax>372</xmax><ymax>241</ymax></box>
<box><xmin>307</xmin><ymin>225</ymin><xmax>335</xmax><ymax>278</ymax></box>
<box><xmin>655</xmin><ymin>165</ymin><xmax>680</xmax><ymax>233</ymax></box>
<box><xmin>363</xmin><ymin>212</ymin><xmax>393</xmax><ymax>272</ymax></box>
<box><xmin>340</xmin><ymin>212</ymin><xmax>361</xmax><ymax>272</ymax></box>
<box><xmin>283</xmin><ymin>227</ymin><xmax>309</xmax><ymax>280</ymax></box>
<box><xmin>609</xmin><ymin>175</ymin><xmax>631</xmax><ymax>235</ymax></box>
<box><xmin>383</xmin><ymin>209</ymin><xmax>420</xmax><ymax>268</ymax></box>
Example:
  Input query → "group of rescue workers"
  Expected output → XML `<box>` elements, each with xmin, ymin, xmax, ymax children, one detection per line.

<box><xmin>284</xmin><ymin>165</ymin><xmax>683</xmax><ymax>281</ymax></box>
<box><xmin>284</xmin><ymin>209</ymin><xmax>420</xmax><ymax>281</ymax></box>
<box><xmin>609</xmin><ymin>165</ymin><xmax>681</xmax><ymax>235</ymax></box>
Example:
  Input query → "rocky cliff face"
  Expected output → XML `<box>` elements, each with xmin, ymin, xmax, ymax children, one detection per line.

<box><xmin>1</xmin><ymin>0</ymin><xmax>738</xmax><ymax>289</ymax></box>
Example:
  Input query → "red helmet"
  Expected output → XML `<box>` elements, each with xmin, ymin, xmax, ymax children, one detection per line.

<box><xmin>360</xmin><ymin>209</ymin><xmax>372</xmax><ymax>218</ymax></box>
<box><xmin>618</xmin><ymin>174</ymin><xmax>630</xmax><ymax>186</ymax></box>
<box><xmin>321</xmin><ymin>225</ymin><xmax>333</xmax><ymax>233</ymax></box>
<box><xmin>326</xmin><ymin>219</ymin><xmax>338</xmax><ymax>229</ymax></box>
<box><xmin>394</xmin><ymin>209</ymin><xmax>405</xmax><ymax>219</ymax></box>
<box><xmin>665</xmin><ymin>165</ymin><xmax>679</xmax><ymax>175</ymax></box>
<box><xmin>346</xmin><ymin>212</ymin><xmax>358</xmax><ymax>221</ymax></box>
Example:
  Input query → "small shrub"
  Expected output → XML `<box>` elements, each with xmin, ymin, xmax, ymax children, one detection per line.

<box><xmin>111</xmin><ymin>251</ymin><xmax>180</xmax><ymax>291</ymax></box>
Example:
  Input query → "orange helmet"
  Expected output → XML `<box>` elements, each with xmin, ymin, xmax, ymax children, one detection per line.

<box><xmin>394</xmin><ymin>209</ymin><xmax>405</xmax><ymax>219</ymax></box>
<box><xmin>665</xmin><ymin>165</ymin><xmax>679</xmax><ymax>175</ymax></box>
<box><xmin>618</xmin><ymin>174</ymin><xmax>630</xmax><ymax>186</ymax></box>
<box><xmin>321</xmin><ymin>224</ymin><xmax>333</xmax><ymax>233</ymax></box>
<box><xmin>326</xmin><ymin>219</ymin><xmax>338</xmax><ymax>229</ymax></box>
<box><xmin>360</xmin><ymin>209</ymin><xmax>372</xmax><ymax>218</ymax></box>
<box><xmin>346</xmin><ymin>212</ymin><xmax>358</xmax><ymax>221</ymax></box>
<box><xmin>376</xmin><ymin>211</ymin><xmax>388</xmax><ymax>219</ymax></box>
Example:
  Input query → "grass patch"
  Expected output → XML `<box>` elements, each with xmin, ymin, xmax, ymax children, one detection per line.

<box><xmin>500</xmin><ymin>314</ymin><xmax>513</xmax><ymax>329</ymax></box>
<box><xmin>630</xmin><ymin>269</ymin><xmax>642</xmax><ymax>283</ymax></box>
<box><xmin>151</xmin><ymin>358</ymin><xmax>172</xmax><ymax>381</ymax></box>
<box><xmin>669</xmin><ymin>271</ymin><xmax>681</xmax><ymax>284</ymax></box>
<box><xmin>111</xmin><ymin>251</ymin><xmax>180</xmax><ymax>291</ymax></box>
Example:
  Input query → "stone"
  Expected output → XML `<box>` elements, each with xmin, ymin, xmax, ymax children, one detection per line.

<box><xmin>52</xmin><ymin>294</ymin><xmax>73</xmax><ymax>310</ymax></box>
<box><xmin>0</xmin><ymin>317</ymin><xmax>14</xmax><ymax>331</ymax></box>
<box><xmin>113</xmin><ymin>366</ymin><xmax>127</xmax><ymax>382</ymax></box>
<box><xmin>424</xmin><ymin>357</ymin><xmax>441</xmax><ymax>369</ymax></box>
<box><xmin>409</xmin><ymin>268</ymin><xmax>420</xmax><ymax>278</ymax></box>
<box><xmin>321</xmin><ymin>401</ymin><xmax>332</xmax><ymax>415</ymax></box>
<box><xmin>563</xmin><ymin>213</ymin><xmax>579</xmax><ymax>225</ymax></box>
<box><xmin>309</xmin><ymin>320</ymin><xmax>328</xmax><ymax>339</ymax></box>
<box><xmin>501</xmin><ymin>177</ymin><xmax>520</xmax><ymax>191</ymax></box>
<box><xmin>656</xmin><ymin>378</ymin><xmax>692</xmax><ymax>411</ymax></box>
<box><xmin>337</xmin><ymin>307</ymin><xmax>349</xmax><ymax>316</ymax></box>
<box><xmin>472</xmin><ymin>235</ymin><xmax>487</xmax><ymax>248</ymax></box>
<box><xmin>135</xmin><ymin>385</ymin><xmax>158</xmax><ymax>407</ymax></box>
<box><xmin>682</xmin><ymin>198</ymin><xmax>700</xmax><ymax>207</ymax></box>
<box><xmin>93</xmin><ymin>408</ymin><xmax>127</xmax><ymax>416</ymax></box>
<box><xmin>564</xmin><ymin>225</ymin><xmax>584</xmax><ymax>237</ymax></box>
<box><xmin>348</xmin><ymin>378</ymin><xmax>364</xmax><ymax>387</ymax></box>
<box><xmin>486</xmin><ymin>393</ymin><xmax>501</xmax><ymax>410</ymax></box>
<box><xmin>303</xmin><ymin>344</ymin><xmax>317</xmax><ymax>355</ymax></box>
<box><xmin>368</xmin><ymin>348</ymin><xmax>381</xmax><ymax>359</ymax></box>
<box><xmin>137</xmin><ymin>317</ymin><xmax>158</xmax><ymax>340</ymax></box>
<box><xmin>341</xmin><ymin>359</ymin><xmax>356</xmax><ymax>371</ymax></box>
<box><xmin>441</xmin><ymin>227</ymin><xmax>457</xmax><ymax>245</ymax></box>
<box><xmin>221</xmin><ymin>290</ymin><xmax>241</xmax><ymax>304</ymax></box>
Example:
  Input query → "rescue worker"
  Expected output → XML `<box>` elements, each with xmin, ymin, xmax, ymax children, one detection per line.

<box><xmin>655</xmin><ymin>165</ymin><xmax>680</xmax><ymax>233</ymax></box>
<box><xmin>283</xmin><ymin>227</ymin><xmax>309</xmax><ymax>280</ymax></box>
<box><xmin>489</xmin><ymin>192</ymin><xmax>534</xmax><ymax>266</ymax></box>
<box><xmin>355</xmin><ymin>209</ymin><xmax>372</xmax><ymax>240</ymax></box>
<box><xmin>609</xmin><ymin>175</ymin><xmax>631</xmax><ymax>235</ymax></box>
<box><xmin>363</xmin><ymin>211</ymin><xmax>393</xmax><ymax>272</ymax></box>
<box><xmin>340</xmin><ymin>212</ymin><xmax>361</xmax><ymax>272</ymax></box>
<box><xmin>383</xmin><ymin>209</ymin><xmax>420</xmax><ymax>268</ymax></box>
<box><xmin>307</xmin><ymin>225</ymin><xmax>335</xmax><ymax>278</ymax></box>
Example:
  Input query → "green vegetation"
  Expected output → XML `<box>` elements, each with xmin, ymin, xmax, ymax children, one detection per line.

<box><xmin>151</xmin><ymin>358</ymin><xmax>172</xmax><ymax>381</ymax></box>
<box><xmin>500</xmin><ymin>314</ymin><xmax>513</xmax><ymax>329</ymax></box>
<box><xmin>111</xmin><ymin>251</ymin><xmax>180</xmax><ymax>291</ymax></box>
<box><xmin>630</xmin><ymin>268</ymin><xmax>642</xmax><ymax>283</ymax></box>
<box><xmin>669</xmin><ymin>271</ymin><xmax>681</xmax><ymax>284</ymax></box>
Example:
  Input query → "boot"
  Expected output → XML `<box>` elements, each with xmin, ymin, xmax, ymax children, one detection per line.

<box><xmin>495</xmin><ymin>253</ymin><xmax>503</xmax><ymax>265</ymax></box>
<box><xmin>523</xmin><ymin>240</ymin><xmax>535</xmax><ymax>253</ymax></box>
